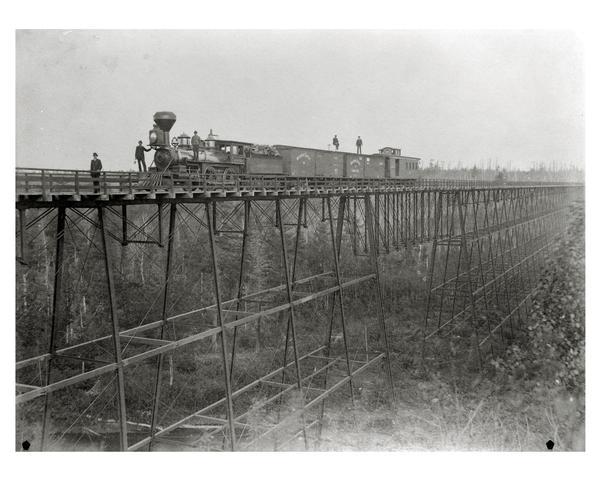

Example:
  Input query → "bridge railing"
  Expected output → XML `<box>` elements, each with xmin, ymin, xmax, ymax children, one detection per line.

<box><xmin>16</xmin><ymin>168</ymin><xmax>173</xmax><ymax>197</ymax></box>
<box><xmin>15</xmin><ymin>167</ymin><xmax>577</xmax><ymax>198</ymax></box>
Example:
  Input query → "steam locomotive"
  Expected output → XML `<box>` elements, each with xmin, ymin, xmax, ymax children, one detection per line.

<box><xmin>147</xmin><ymin>111</ymin><xmax>421</xmax><ymax>182</ymax></box>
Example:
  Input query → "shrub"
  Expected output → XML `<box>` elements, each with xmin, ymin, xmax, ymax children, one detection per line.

<box><xmin>491</xmin><ymin>203</ymin><xmax>584</xmax><ymax>392</ymax></box>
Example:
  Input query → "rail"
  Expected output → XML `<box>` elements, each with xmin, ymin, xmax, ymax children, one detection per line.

<box><xmin>15</xmin><ymin>167</ymin><xmax>580</xmax><ymax>201</ymax></box>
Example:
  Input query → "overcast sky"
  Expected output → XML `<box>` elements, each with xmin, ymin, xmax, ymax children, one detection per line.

<box><xmin>16</xmin><ymin>30</ymin><xmax>584</xmax><ymax>171</ymax></box>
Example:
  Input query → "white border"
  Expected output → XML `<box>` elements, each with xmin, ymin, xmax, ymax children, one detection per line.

<box><xmin>2</xmin><ymin>1</ymin><xmax>598</xmax><ymax>479</ymax></box>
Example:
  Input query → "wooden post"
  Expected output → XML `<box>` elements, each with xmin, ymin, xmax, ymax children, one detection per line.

<box><xmin>98</xmin><ymin>207</ymin><xmax>129</xmax><ymax>450</ymax></box>
<box><xmin>40</xmin><ymin>207</ymin><xmax>66</xmax><ymax>451</ymax></box>
<box><xmin>148</xmin><ymin>204</ymin><xmax>177</xmax><ymax>450</ymax></box>
<box><xmin>205</xmin><ymin>202</ymin><xmax>236</xmax><ymax>451</ymax></box>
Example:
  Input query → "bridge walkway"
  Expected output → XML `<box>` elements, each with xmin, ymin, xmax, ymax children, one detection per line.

<box><xmin>15</xmin><ymin>167</ymin><xmax>569</xmax><ymax>207</ymax></box>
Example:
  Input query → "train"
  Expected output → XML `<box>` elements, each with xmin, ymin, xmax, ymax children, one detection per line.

<box><xmin>148</xmin><ymin>111</ymin><xmax>421</xmax><ymax>182</ymax></box>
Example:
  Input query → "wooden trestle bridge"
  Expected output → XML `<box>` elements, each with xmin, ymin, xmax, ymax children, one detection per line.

<box><xmin>15</xmin><ymin>168</ymin><xmax>583</xmax><ymax>451</ymax></box>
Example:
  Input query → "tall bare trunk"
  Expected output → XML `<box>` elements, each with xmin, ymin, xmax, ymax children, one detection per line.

<box><xmin>22</xmin><ymin>273</ymin><xmax>28</xmax><ymax>310</ymax></box>
<box><xmin>42</xmin><ymin>228</ymin><xmax>51</xmax><ymax>316</ymax></box>
<box><xmin>81</xmin><ymin>295</ymin><xmax>86</xmax><ymax>329</ymax></box>
<box><xmin>139</xmin><ymin>214</ymin><xmax>146</xmax><ymax>286</ymax></box>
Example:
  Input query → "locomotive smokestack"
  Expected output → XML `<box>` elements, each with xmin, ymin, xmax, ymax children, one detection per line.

<box><xmin>153</xmin><ymin>111</ymin><xmax>177</xmax><ymax>132</ymax></box>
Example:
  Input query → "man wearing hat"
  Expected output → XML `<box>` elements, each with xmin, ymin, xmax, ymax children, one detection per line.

<box><xmin>356</xmin><ymin>136</ymin><xmax>363</xmax><ymax>154</ymax></box>
<box><xmin>135</xmin><ymin>140</ymin><xmax>151</xmax><ymax>172</ymax></box>
<box><xmin>191</xmin><ymin>130</ymin><xmax>203</xmax><ymax>161</ymax></box>
<box><xmin>332</xmin><ymin>134</ymin><xmax>340</xmax><ymax>151</ymax></box>
<box><xmin>90</xmin><ymin>152</ymin><xmax>103</xmax><ymax>193</ymax></box>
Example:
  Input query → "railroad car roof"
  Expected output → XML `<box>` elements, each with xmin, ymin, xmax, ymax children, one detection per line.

<box><xmin>273</xmin><ymin>144</ymin><xmax>373</xmax><ymax>156</ymax></box>
<box><xmin>274</xmin><ymin>144</ymin><xmax>421</xmax><ymax>160</ymax></box>
<box><xmin>213</xmin><ymin>139</ymin><xmax>254</xmax><ymax>146</ymax></box>
<box><xmin>392</xmin><ymin>155</ymin><xmax>421</xmax><ymax>161</ymax></box>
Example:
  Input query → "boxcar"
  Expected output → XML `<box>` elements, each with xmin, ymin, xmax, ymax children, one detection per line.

<box><xmin>363</xmin><ymin>155</ymin><xmax>386</xmax><ymax>178</ymax></box>
<box><xmin>344</xmin><ymin>153</ymin><xmax>364</xmax><ymax>178</ymax></box>
<box><xmin>315</xmin><ymin>150</ymin><xmax>344</xmax><ymax>177</ymax></box>
<box><xmin>344</xmin><ymin>154</ymin><xmax>383</xmax><ymax>178</ymax></box>
<box><xmin>276</xmin><ymin>146</ymin><xmax>316</xmax><ymax>177</ymax></box>
<box><xmin>276</xmin><ymin>145</ymin><xmax>349</xmax><ymax>178</ymax></box>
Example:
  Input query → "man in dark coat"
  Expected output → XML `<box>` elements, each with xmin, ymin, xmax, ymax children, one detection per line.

<box><xmin>135</xmin><ymin>140</ymin><xmax>151</xmax><ymax>172</ymax></box>
<box><xmin>332</xmin><ymin>134</ymin><xmax>339</xmax><ymax>151</ymax></box>
<box><xmin>191</xmin><ymin>130</ymin><xmax>203</xmax><ymax>161</ymax></box>
<box><xmin>356</xmin><ymin>136</ymin><xmax>363</xmax><ymax>154</ymax></box>
<box><xmin>90</xmin><ymin>153</ymin><xmax>103</xmax><ymax>193</ymax></box>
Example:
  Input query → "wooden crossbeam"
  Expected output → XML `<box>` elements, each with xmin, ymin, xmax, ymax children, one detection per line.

<box><xmin>193</xmin><ymin>414</ymin><xmax>254</xmax><ymax>429</ymax></box>
<box><xmin>16</xmin><ymin>383</ymin><xmax>37</xmax><ymax>393</ymax></box>
<box><xmin>119</xmin><ymin>335</ymin><xmax>172</xmax><ymax>347</ymax></box>
<box><xmin>260</xmin><ymin>380</ymin><xmax>326</xmax><ymax>393</ymax></box>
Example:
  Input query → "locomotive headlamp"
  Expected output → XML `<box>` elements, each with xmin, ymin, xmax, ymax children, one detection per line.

<box><xmin>149</xmin><ymin>131</ymin><xmax>158</xmax><ymax>144</ymax></box>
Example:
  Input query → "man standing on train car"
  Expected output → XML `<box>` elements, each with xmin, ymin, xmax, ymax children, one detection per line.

<box><xmin>90</xmin><ymin>152</ymin><xmax>102</xmax><ymax>193</ymax></box>
<box><xmin>191</xmin><ymin>130</ymin><xmax>203</xmax><ymax>161</ymax></box>
<box><xmin>135</xmin><ymin>140</ymin><xmax>151</xmax><ymax>172</ymax></box>
<box><xmin>356</xmin><ymin>136</ymin><xmax>363</xmax><ymax>154</ymax></box>
<box><xmin>332</xmin><ymin>134</ymin><xmax>339</xmax><ymax>151</ymax></box>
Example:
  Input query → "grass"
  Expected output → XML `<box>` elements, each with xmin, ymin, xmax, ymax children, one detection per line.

<box><xmin>16</xmin><ymin>201</ymin><xmax>585</xmax><ymax>452</ymax></box>
<box><xmin>316</xmin><ymin>374</ymin><xmax>584</xmax><ymax>451</ymax></box>
<box><xmin>315</xmin><ymin>202</ymin><xmax>585</xmax><ymax>452</ymax></box>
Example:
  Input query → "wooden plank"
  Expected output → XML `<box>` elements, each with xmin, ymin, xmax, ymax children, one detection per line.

<box><xmin>16</xmin><ymin>383</ymin><xmax>38</xmax><ymax>393</ymax></box>
<box><xmin>119</xmin><ymin>335</ymin><xmax>173</xmax><ymax>347</ymax></box>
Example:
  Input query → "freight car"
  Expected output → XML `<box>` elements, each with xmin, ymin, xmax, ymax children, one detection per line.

<box><xmin>273</xmin><ymin>145</ymin><xmax>420</xmax><ymax>180</ymax></box>
<box><xmin>147</xmin><ymin>111</ymin><xmax>420</xmax><ymax>182</ymax></box>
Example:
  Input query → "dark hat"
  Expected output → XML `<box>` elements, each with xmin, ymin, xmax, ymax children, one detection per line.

<box><xmin>93</xmin><ymin>152</ymin><xmax>98</xmax><ymax>156</ymax></box>
<box><xmin>138</xmin><ymin>140</ymin><xmax>143</xmax><ymax>144</ymax></box>
<box><xmin>194</xmin><ymin>130</ymin><xmax>198</xmax><ymax>134</ymax></box>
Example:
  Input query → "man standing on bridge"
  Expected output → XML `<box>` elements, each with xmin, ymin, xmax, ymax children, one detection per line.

<box><xmin>135</xmin><ymin>140</ymin><xmax>151</xmax><ymax>172</ymax></box>
<box><xmin>191</xmin><ymin>130</ymin><xmax>203</xmax><ymax>161</ymax></box>
<box><xmin>90</xmin><ymin>152</ymin><xmax>103</xmax><ymax>193</ymax></box>
<box><xmin>356</xmin><ymin>136</ymin><xmax>363</xmax><ymax>154</ymax></box>
<box><xmin>332</xmin><ymin>134</ymin><xmax>339</xmax><ymax>151</ymax></box>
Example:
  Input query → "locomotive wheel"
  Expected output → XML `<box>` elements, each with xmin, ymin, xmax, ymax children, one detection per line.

<box><xmin>204</xmin><ymin>166</ymin><xmax>218</xmax><ymax>183</ymax></box>
<box><xmin>223</xmin><ymin>168</ymin><xmax>235</xmax><ymax>184</ymax></box>
<box><xmin>192</xmin><ymin>169</ymin><xmax>202</xmax><ymax>188</ymax></box>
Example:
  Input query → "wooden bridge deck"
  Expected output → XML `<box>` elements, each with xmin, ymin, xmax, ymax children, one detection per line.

<box><xmin>15</xmin><ymin>167</ymin><xmax>576</xmax><ymax>206</ymax></box>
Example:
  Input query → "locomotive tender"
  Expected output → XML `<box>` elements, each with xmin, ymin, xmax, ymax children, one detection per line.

<box><xmin>148</xmin><ymin>111</ymin><xmax>420</xmax><ymax>181</ymax></box>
